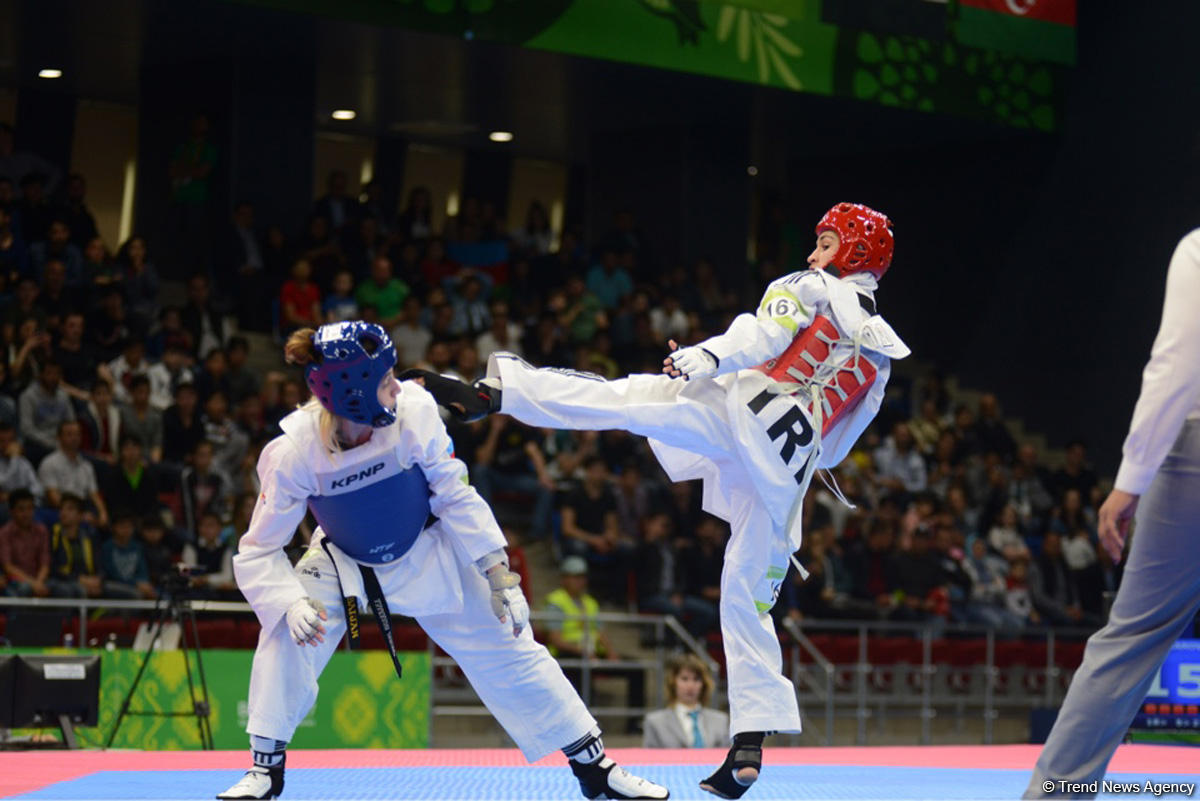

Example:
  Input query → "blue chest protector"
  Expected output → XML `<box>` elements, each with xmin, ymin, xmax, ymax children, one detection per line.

<box><xmin>307</xmin><ymin>462</ymin><xmax>433</xmax><ymax>566</ymax></box>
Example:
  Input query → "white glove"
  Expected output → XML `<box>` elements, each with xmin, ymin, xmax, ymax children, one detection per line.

<box><xmin>485</xmin><ymin>566</ymin><xmax>529</xmax><ymax>638</ymax></box>
<box><xmin>665</xmin><ymin>344</ymin><xmax>718</xmax><ymax>380</ymax></box>
<box><xmin>286</xmin><ymin>597</ymin><xmax>328</xmax><ymax>646</ymax></box>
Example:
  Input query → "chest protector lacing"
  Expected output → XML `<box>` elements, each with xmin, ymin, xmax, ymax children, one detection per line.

<box><xmin>753</xmin><ymin>314</ymin><xmax>877</xmax><ymax>438</ymax></box>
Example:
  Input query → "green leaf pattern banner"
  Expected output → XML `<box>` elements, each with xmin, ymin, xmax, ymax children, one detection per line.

<box><xmin>238</xmin><ymin>0</ymin><xmax>1071</xmax><ymax>131</ymax></box>
<box><xmin>10</xmin><ymin>648</ymin><xmax>430</xmax><ymax>750</ymax></box>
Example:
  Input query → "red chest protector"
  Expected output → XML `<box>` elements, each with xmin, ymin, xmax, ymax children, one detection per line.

<box><xmin>753</xmin><ymin>314</ymin><xmax>877</xmax><ymax>436</ymax></box>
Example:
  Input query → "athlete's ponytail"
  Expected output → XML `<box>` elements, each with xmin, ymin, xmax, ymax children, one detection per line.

<box><xmin>284</xmin><ymin>328</ymin><xmax>321</xmax><ymax>366</ymax></box>
<box><xmin>283</xmin><ymin>327</ymin><xmax>341</xmax><ymax>456</ymax></box>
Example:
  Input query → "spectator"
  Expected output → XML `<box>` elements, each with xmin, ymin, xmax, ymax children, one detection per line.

<box><xmin>148</xmin><ymin>305</ymin><xmax>194</xmax><ymax>359</ymax></box>
<box><xmin>182</xmin><ymin>510</ymin><xmax>237</xmax><ymax>600</ymax></box>
<box><xmin>448</xmin><ymin>273</ymin><xmax>491</xmax><ymax>337</ymax></box>
<box><xmin>909</xmin><ymin>398</ymin><xmax>944</xmax><ymax>455</ymax></box>
<box><xmin>194</xmin><ymin>347</ymin><xmax>232</xmax><ymax>404</ymax></box>
<box><xmin>559</xmin><ymin>456</ymin><xmax>632</xmax><ymax>604</ymax></box>
<box><xmin>0</xmin><ymin>421</ymin><xmax>43</xmax><ymax>508</ymax></box>
<box><xmin>37</xmin><ymin>420</ymin><xmax>108</xmax><ymax>527</ymax></box>
<box><xmin>1008</xmin><ymin>447</ymin><xmax>1055</xmax><ymax>534</ymax></box>
<box><xmin>1061</xmin><ymin>526</ymin><xmax>1099</xmax><ymax>575</ymax></box>
<box><xmin>202</xmin><ymin>390</ymin><xmax>248</xmax><ymax>479</ymax></box>
<box><xmin>987</xmin><ymin>504</ymin><xmax>1031</xmax><ymax>562</ymax></box>
<box><xmin>0</xmin><ymin>489</ymin><xmax>50</xmax><ymax>597</ymax></box>
<box><xmin>313</xmin><ymin>170</ymin><xmax>358</xmax><ymax>235</ymax></box>
<box><xmin>148</xmin><ymin>345</ymin><xmax>195</xmax><ymax>411</ymax></box>
<box><xmin>642</xmin><ymin>654</ymin><xmax>729</xmax><ymax>748</ymax></box>
<box><xmin>18</xmin><ymin>359</ymin><xmax>75</xmax><ymax>465</ymax></box>
<box><xmin>873</xmin><ymin>422</ymin><xmax>927</xmax><ymax>494</ymax></box>
<box><xmin>116</xmin><ymin>235</ymin><xmax>160</xmax><ymax>325</ymax></box>
<box><xmin>88</xmin><ymin>286</ymin><xmax>134</xmax><ymax>362</ymax></box>
<box><xmin>472</xmin><ymin>415</ymin><xmax>554</xmax><ymax>541</ymax></box>
<box><xmin>108</xmin><ymin>337</ymin><xmax>152</xmax><ymax>404</ymax></box>
<box><xmin>1028</xmin><ymin>531</ymin><xmax>1084</xmax><ymax>627</ymax></box>
<box><xmin>586</xmin><ymin>248</ymin><xmax>634</xmax><ymax>311</ymax></box>
<box><xmin>678</xmin><ymin>515</ymin><xmax>725</xmax><ymax>616</ymax></box>
<box><xmin>225</xmin><ymin>337</ymin><xmax>259</xmax><ymax>405</ymax></box>
<box><xmin>356</xmin><ymin>180</ymin><xmax>390</xmax><ymax>235</ymax></box>
<box><xmin>1051</xmin><ymin>487</ymin><xmax>1096</xmax><ymax>540</ymax></box>
<box><xmin>474</xmin><ymin>300</ymin><xmax>523</xmax><ymax>363</ymax></box>
<box><xmin>7</xmin><ymin>317</ymin><xmax>52</xmax><ymax>391</ymax></box>
<box><xmin>648</xmin><ymin>293</ymin><xmax>689</xmax><ymax>344</ymax></box>
<box><xmin>18</xmin><ymin>174</ymin><xmax>57</xmax><ymax>247</ymax></box>
<box><xmin>78</xmin><ymin>379</ymin><xmax>120</xmax><ymax>464</ymax></box>
<box><xmin>1004</xmin><ymin>557</ymin><xmax>1038</xmax><ymax>628</ymax></box>
<box><xmin>162</xmin><ymin>381</ymin><xmax>204</xmax><ymax>465</ymax></box>
<box><xmin>119</xmin><ymin>375</ymin><xmax>164</xmax><ymax>463</ymax></box>
<box><xmin>0</xmin><ymin>123</ymin><xmax>61</xmax><ymax>195</ymax></box>
<box><xmin>36</xmin><ymin>258</ymin><xmax>77</xmax><ymax>331</ymax></box>
<box><xmin>180</xmin><ymin>439</ymin><xmax>231</xmax><ymax>539</ymax></box>
<box><xmin>419</xmin><ymin>236</ymin><xmax>458</xmax><ymax>291</ymax></box>
<box><xmin>1050</xmin><ymin>440</ymin><xmax>1098</xmax><ymax>502</ymax></box>
<box><xmin>279</xmin><ymin>258</ymin><xmax>322</xmax><ymax>333</ymax></box>
<box><xmin>322</xmin><ymin>269</ymin><xmax>359</xmax><ymax>323</ymax></box>
<box><xmin>511</xmin><ymin>200</ymin><xmax>553</xmax><ymax>257</ymax></box>
<box><xmin>962</xmin><ymin>535</ymin><xmax>1023</xmax><ymax>632</ymax></box>
<box><xmin>555</xmin><ymin>276</ymin><xmax>607</xmax><ymax>345</ymax></box>
<box><xmin>140</xmin><ymin>515</ymin><xmax>176</xmax><ymax>587</ymax></box>
<box><xmin>355</xmin><ymin>256</ymin><xmax>409</xmax><ymax>330</ymax></box>
<box><xmin>29</xmin><ymin>219</ymin><xmax>83</xmax><ymax>284</ymax></box>
<box><xmin>53</xmin><ymin>312</ymin><xmax>98</xmax><ymax>401</ymax></box>
<box><xmin>635</xmin><ymin>512</ymin><xmax>717</xmax><ymax>637</ymax></box>
<box><xmin>396</xmin><ymin>186</ymin><xmax>433</xmax><ymax>242</ymax></box>
<box><xmin>99</xmin><ymin>513</ymin><xmax>154</xmax><ymax>599</ymax></box>
<box><xmin>3</xmin><ymin>276</ymin><xmax>46</xmax><ymax>343</ymax></box>
<box><xmin>221</xmin><ymin>202</ymin><xmax>265</xmax><ymax>322</ymax></box>
<box><xmin>845</xmin><ymin>518</ymin><xmax>898</xmax><ymax>611</ymax></box>
<box><xmin>0</xmin><ymin>201</ymin><xmax>29</xmax><ymax>284</ymax></box>
<box><xmin>890</xmin><ymin>528</ymin><xmax>950</xmax><ymax>625</ymax></box>
<box><xmin>83</xmin><ymin>235</ymin><xmax>119</xmax><ymax>288</ymax></box>
<box><xmin>390</xmin><ymin>297</ymin><xmax>431</xmax><ymax>367</ymax></box>
<box><xmin>47</xmin><ymin>494</ymin><xmax>102</xmax><ymax>598</ymax></box>
<box><xmin>973</xmin><ymin>393</ymin><xmax>1017</xmax><ymax>462</ymax></box>
<box><xmin>181</xmin><ymin>273</ymin><xmax>224</xmax><ymax>359</ymax></box>
<box><xmin>103</xmin><ymin>434</ymin><xmax>161</xmax><ymax>521</ymax></box>
<box><xmin>59</xmin><ymin>173</ymin><xmax>98</xmax><ymax>248</ymax></box>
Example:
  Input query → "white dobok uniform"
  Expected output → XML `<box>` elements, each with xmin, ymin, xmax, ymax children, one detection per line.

<box><xmin>488</xmin><ymin>268</ymin><xmax>910</xmax><ymax>736</ymax></box>
<box><xmin>233</xmin><ymin>381</ymin><xmax>595</xmax><ymax>762</ymax></box>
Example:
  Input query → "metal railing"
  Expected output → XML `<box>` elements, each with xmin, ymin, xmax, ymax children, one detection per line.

<box><xmin>781</xmin><ymin>617</ymin><xmax>1096</xmax><ymax>745</ymax></box>
<box><xmin>0</xmin><ymin>598</ymin><xmax>718</xmax><ymax>726</ymax></box>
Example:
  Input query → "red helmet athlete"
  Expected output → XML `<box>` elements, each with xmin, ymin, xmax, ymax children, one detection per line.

<box><xmin>815</xmin><ymin>202</ymin><xmax>894</xmax><ymax>279</ymax></box>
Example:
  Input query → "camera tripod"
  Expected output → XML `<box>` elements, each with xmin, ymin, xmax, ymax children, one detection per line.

<box><xmin>105</xmin><ymin>582</ymin><xmax>214</xmax><ymax>749</ymax></box>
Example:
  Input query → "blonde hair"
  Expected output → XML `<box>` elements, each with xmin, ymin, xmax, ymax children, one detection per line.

<box><xmin>284</xmin><ymin>328</ymin><xmax>342</xmax><ymax>454</ymax></box>
<box><xmin>665</xmin><ymin>653</ymin><xmax>714</xmax><ymax>706</ymax></box>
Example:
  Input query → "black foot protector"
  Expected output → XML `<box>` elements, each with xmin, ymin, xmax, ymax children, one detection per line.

<box><xmin>699</xmin><ymin>732</ymin><xmax>764</xmax><ymax>799</ymax></box>
<box><xmin>396</xmin><ymin>369</ymin><xmax>500</xmax><ymax>422</ymax></box>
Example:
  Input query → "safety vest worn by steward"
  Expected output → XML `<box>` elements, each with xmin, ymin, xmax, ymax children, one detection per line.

<box><xmin>544</xmin><ymin>587</ymin><xmax>603</xmax><ymax>658</ymax></box>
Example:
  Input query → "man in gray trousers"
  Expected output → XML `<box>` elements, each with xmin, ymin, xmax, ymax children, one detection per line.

<box><xmin>1025</xmin><ymin>229</ymin><xmax>1200</xmax><ymax>798</ymax></box>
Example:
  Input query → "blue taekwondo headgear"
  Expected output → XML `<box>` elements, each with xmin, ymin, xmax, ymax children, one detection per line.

<box><xmin>304</xmin><ymin>321</ymin><xmax>398</xmax><ymax>427</ymax></box>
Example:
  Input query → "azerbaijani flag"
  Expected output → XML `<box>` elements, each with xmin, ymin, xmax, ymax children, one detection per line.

<box><xmin>954</xmin><ymin>0</ymin><xmax>1076</xmax><ymax>65</ymax></box>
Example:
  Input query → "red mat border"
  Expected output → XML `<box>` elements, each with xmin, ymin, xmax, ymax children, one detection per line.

<box><xmin>0</xmin><ymin>745</ymin><xmax>1193</xmax><ymax>798</ymax></box>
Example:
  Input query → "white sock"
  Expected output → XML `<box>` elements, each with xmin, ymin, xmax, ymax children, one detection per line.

<box><xmin>250</xmin><ymin>734</ymin><xmax>286</xmax><ymax>769</ymax></box>
<box><xmin>563</xmin><ymin>726</ymin><xmax>604</xmax><ymax>764</ymax></box>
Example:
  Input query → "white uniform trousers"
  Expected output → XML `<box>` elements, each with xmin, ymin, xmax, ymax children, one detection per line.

<box><xmin>245</xmin><ymin>539</ymin><xmax>596</xmax><ymax>762</ymax></box>
<box><xmin>491</xmin><ymin>354</ymin><xmax>804</xmax><ymax>736</ymax></box>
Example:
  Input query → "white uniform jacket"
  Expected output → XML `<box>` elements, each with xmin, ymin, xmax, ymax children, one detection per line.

<box><xmin>233</xmin><ymin>379</ymin><xmax>507</xmax><ymax>635</ymax></box>
<box><xmin>650</xmin><ymin>269</ymin><xmax>910</xmax><ymax>549</ymax></box>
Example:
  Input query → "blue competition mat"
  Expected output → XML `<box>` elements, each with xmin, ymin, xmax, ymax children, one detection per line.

<box><xmin>10</xmin><ymin>766</ymin><xmax>1200</xmax><ymax>800</ymax></box>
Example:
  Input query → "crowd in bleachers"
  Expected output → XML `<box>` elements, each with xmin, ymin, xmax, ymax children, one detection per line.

<box><xmin>0</xmin><ymin>137</ymin><xmax>1120</xmax><ymax>641</ymax></box>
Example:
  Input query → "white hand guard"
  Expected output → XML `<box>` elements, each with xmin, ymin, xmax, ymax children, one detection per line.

<box><xmin>668</xmin><ymin>346</ymin><xmax>718</xmax><ymax>380</ymax></box>
<box><xmin>486</xmin><ymin>566</ymin><xmax>529</xmax><ymax>638</ymax></box>
<box><xmin>286</xmin><ymin>597</ymin><xmax>327</xmax><ymax>646</ymax></box>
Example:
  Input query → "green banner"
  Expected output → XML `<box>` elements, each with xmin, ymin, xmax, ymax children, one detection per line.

<box><xmin>6</xmin><ymin>648</ymin><xmax>430</xmax><ymax>750</ymax></box>
<box><xmin>232</xmin><ymin>0</ymin><xmax>1072</xmax><ymax>131</ymax></box>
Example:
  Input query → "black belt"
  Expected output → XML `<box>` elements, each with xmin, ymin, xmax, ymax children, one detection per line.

<box><xmin>320</xmin><ymin>540</ymin><xmax>403</xmax><ymax>680</ymax></box>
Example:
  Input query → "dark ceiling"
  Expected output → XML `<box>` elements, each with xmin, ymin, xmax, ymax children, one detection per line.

<box><xmin>0</xmin><ymin>0</ymin><xmax>1035</xmax><ymax>166</ymax></box>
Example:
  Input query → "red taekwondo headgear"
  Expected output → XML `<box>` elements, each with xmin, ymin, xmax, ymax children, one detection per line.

<box><xmin>815</xmin><ymin>202</ymin><xmax>894</xmax><ymax>279</ymax></box>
